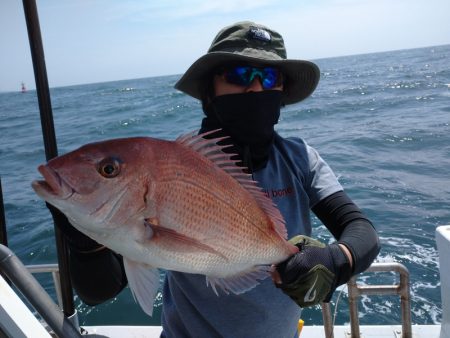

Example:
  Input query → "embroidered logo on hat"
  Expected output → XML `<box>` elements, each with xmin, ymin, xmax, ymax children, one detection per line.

<box><xmin>248</xmin><ymin>26</ymin><xmax>271</xmax><ymax>42</ymax></box>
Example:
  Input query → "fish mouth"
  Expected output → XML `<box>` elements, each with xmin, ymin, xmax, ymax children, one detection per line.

<box><xmin>32</xmin><ymin>165</ymin><xmax>75</xmax><ymax>200</ymax></box>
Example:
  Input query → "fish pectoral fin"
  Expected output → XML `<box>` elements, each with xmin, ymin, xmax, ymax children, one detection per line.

<box><xmin>148</xmin><ymin>223</ymin><xmax>228</xmax><ymax>262</ymax></box>
<box><xmin>123</xmin><ymin>258</ymin><xmax>160</xmax><ymax>317</ymax></box>
<box><xmin>206</xmin><ymin>265</ymin><xmax>273</xmax><ymax>296</ymax></box>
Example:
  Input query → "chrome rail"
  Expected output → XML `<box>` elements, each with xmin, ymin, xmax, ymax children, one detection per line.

<box><xmin>28</xmin><ymin>263</ymin><xmax>81</xmax><ymax>333</ymax></box>
<box><xmin>322</xmin><ymin>262</ymin><xmax>412</xmax><ymax>338</ymax></box>
<box><xmin>0</xmin><ymin>245</ymin><xmax>81</xmax><ymax>337</ymax></box>
<box><xmin>27</xmin><ymin>263</ymin><xmax>63</xmax><ymax>308</ymax></box>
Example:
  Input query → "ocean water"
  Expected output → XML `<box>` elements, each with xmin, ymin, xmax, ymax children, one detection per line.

<box><xmin>1</xmin><ymin>44</ymin><xmax>449</xmax><ymax>327</ymax></box>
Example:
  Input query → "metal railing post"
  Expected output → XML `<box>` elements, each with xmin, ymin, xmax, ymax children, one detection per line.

<box><xmin>321</xmin><ymin>302</ymin><xmax>335</xmax><ymax>338</ymax></box>
<box><xmin>345</xmin><ymin>262</ymin><xmax>412</xmax><ymax>338</ymax></box>
<box><xmin>347</xmin><ymin>276</ymin><xmax>361</xmax><ymax>338</ymax></box>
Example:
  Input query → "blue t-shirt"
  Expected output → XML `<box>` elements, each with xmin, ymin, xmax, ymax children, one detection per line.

<box><xmin>161</xmin><ymin>133</ymin><xmax>343</xmax><ymax>338</ymax></box>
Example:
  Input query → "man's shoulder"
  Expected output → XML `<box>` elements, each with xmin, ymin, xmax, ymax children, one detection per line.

<box><xmin>273</xmin><ymin>132</ymin><xmax>311</xmax><ymax>154</ymax></box>
<box><xmin>270</xmin><ymin>132</ymin><xmax>325</xmax><ymax>174</ymax></box>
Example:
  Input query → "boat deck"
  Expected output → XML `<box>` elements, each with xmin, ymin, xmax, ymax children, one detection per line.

<box><xmin>80</xmin><ymin>324</ymin><xmax>442</xmax><ymax>337</ymax></box>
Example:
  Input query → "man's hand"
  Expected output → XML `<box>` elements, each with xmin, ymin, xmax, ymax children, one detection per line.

<box><xmin>274</xmin><ymin>235</ymin><xmax>353</xmax><ymax>308</ymax></box>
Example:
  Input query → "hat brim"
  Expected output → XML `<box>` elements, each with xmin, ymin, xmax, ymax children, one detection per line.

<box><xmin>175</xmin><ymin>52</ymin><xmax>320</xmax><ymax>105</ymax></box>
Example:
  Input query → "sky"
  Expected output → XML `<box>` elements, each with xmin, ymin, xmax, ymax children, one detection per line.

<box><xmin>1</xmin><ymin>0</ymin><xmax>449</xmax><ymax>92</ymax></box>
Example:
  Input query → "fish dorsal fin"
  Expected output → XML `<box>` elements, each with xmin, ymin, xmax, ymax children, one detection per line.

<box><xmin>176</xmin><ymin>130</ymin><xmax>288</xmax><ymax>240</ymax></box>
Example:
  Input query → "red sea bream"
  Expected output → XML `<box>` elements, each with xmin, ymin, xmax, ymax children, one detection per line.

<box><xmin>32</xmin><ymin>131</ymin><xmax>298</xmax><ymax>315</ymax></box>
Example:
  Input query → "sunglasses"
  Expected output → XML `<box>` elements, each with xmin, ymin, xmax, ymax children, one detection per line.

<box><xmin>219</xmin><ymin>65</ymin><xmax>283</xmax><ymax>89</ymax></box>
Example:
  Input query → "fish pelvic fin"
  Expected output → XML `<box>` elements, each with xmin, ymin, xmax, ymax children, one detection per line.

<box><xmin>123</xmin><ymin>258</ymin><xmax>160</xmax><ymax>317</ymax></box>
<box><xmin>176</xmin><ymin>130</ymin><xmax>288</xmax><ymax>240</ymax></box>
<box><xmin>206</xmin><ymin>265</ymin><xmax>273</xmax><ymax>296</ymax></box>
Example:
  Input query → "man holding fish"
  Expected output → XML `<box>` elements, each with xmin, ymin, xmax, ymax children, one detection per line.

<box><xmin>32</xmin><ymin>21</ymin><xmax>380</xmax><ymax>338</ymax></box>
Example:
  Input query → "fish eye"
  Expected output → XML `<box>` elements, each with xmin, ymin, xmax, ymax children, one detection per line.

<box><xmin>97</xmin><ymin>157</ymin><xmax>122</xmax><ymax>178</ymax></box>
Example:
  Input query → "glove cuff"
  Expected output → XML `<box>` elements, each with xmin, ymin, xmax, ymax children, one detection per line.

<box><xmin>329</xmin><ymin>243</ymin><xmax>352</xmax><ymax>286</ymax></box>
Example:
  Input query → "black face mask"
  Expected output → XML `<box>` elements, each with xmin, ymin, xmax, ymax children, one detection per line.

<box><xmin>200</xmin><ymin>91</ymin><xmax>282</xmax><ymax>172</ymax></box>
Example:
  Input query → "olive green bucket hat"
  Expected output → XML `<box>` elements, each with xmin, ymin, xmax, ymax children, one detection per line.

<box><xmin>174</xmin><ymin>21</ymin><xmax>320</xmax><ymax>105</ymax></box>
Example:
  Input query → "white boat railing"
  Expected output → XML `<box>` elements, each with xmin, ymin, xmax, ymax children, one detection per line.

<box><xmin>28</xmin><ymin>262</ymin><xmax>413</xmax><ymax>338</ymax></box>
<box><xmin>27</xmin><ymin>264</ymin><xmax>63</xmax><ymax>309</ymax></box>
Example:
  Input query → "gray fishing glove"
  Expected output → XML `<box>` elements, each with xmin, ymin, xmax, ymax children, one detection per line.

<box><xmin>275</xmin><ymin>235</ymin><xmax>352</xmax><ymax>308</ymax></box>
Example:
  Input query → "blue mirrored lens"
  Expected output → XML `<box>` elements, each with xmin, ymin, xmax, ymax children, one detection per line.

<box><xmin>224</xmin><ymin>66</ymin><xmax>281</xmax><ymax>89</ymax></box>
<box><xmin>261</xmin><ymin>68</ymin><xmax>277</xmax><ymax>88</ymax></box>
